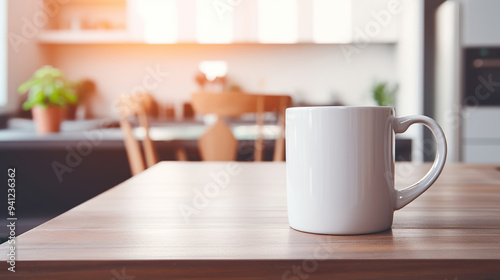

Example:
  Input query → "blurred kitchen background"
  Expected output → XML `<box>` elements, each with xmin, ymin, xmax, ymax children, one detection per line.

<box><xmin>1</xmin><ymin>0</ymin><xmax>500</xmax><ymax>235</ymax></box>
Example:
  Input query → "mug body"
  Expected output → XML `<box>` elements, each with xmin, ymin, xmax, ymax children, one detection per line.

<box><xmin>286</xmin><ymin>106</ymin><xmax>396</xmax><ymax>235</ymax></box>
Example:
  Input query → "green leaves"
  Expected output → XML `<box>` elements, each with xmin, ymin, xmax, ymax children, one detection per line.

<box><xmin>62</xmin><ymin>89</ymin><xmax>78</xmax><ymax>104</ymax></box>
<box><xmin>33</xmin><ymin>65</ymin><xmax>64</xmax><ymax>79</ymax></box>
<box><xmin>17</xmin><ymin>66</ymin><xmax>78</xmax><ymax>110</ymax></box>
<box><xmin>373</xmin><ymin>82</ymin><xmax>398</xmax><ymax>107</ymax></box>
<box><xmin>18</xmin><ymin>80</ymin><xmax>33</xmax><ymax>94</ymax></box>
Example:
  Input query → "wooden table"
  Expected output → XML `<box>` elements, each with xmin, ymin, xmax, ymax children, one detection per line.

<box><xmin>1</xmin><ymin>162</ymin><xmax>500</xmax><ymax>279</ymax></box>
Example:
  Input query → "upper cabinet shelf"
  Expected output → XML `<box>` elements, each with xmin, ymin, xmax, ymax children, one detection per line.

<box><xmin>38</xmin><ymin>0</ymin><xmax>400</xmax><ymax>45</ymax></box>
<box><xmin>37</xmin><ymin>31</ymin><xmax>398</xmax><ymax>45</ymax></box>
<box><xmin>38</xmin><ymin>30</ymin><xmax>134</xmax><ymax>44</ymax></box>
<box><xmin>60</xmin><ymin>0</ymin><xmax>126</xmax><ymax>6</ymax></box>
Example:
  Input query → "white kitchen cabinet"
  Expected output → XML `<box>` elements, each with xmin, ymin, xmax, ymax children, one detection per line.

<box><xmin>312</xmin><ymin>0</ymin><xmax>351</xmax><ymax>43</ymax></box>
<box><xmin>351</xmin><ymin>0</ymin><xmax>401</xmax><ymax>43</ymax></box>
<box><xmin>128</xmin><ymin>0</ymin><xmax>178</xmax><ymax>43</ymax></box>
<box><xmin>37</xmin><ymin>0</ymin><xmax>400</xmax><ymax>45</ymax></box>
<box><xmin>463</xmin><ymin>144</ymin><xmax>500</xmax><ymax>163</ymax></box>
<box><xmin>455</xmin><ymin>0</ymin><xmax>500</xmax><ymax>47</ymax></box>
<box><xmin>462</xmin><ymin>107</ymin><xmax>500</xmax><ymax>163</ymax></box>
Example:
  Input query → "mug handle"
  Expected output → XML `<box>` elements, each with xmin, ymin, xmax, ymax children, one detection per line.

<box><xmin>393</xmin><ymin>115</ymin><xmax>447</xmax><ymax>210</ymax></box>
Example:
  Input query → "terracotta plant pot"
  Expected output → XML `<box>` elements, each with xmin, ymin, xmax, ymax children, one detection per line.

<box><xmin>32</xmin><ymin>105</ymin><xmax>64</xmax><ymax>134</ymax></box>
<box><xmin>65</xmin><ymin>104</ymin><xmax>77</xmax><ymax>120</ymax></box>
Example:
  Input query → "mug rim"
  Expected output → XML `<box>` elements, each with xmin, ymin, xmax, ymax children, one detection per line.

<box><xmin>287</xmin><ymin>106</ymin><xmax>394</xmax><ymax>111</ymax></box>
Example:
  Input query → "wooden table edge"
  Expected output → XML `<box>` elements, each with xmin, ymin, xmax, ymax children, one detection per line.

<box><xmin>4</xmin><ymin>259</ymin><xmax>500</xmax><ymax>279</ymax></box>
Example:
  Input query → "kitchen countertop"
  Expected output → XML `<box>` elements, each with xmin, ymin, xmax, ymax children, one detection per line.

<box><xmin>0</xmin><ymin>118</ymin><xmax>283</xmax><ymax>149</ymax></box>
<box><xmin>0</xmin><ymin>118</ymin><xmax>413</xmax><ymax>152</ymax></box>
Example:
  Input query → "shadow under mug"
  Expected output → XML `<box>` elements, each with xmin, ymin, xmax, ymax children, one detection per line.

<box><xmin>285</xmin><ymin>106</ymin><xmax>447</xmax><ymax>235</ymax></box>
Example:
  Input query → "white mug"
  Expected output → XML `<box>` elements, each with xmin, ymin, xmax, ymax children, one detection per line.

<box><xmin>286</xmin><ymin>106</ymin><xmax>447</xmax><ymax>235</ymax></box>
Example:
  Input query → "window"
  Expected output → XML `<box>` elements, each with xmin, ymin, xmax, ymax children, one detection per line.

<box><xmin>0</xmin><ymin>0</ymin><xmax>7</xmax><ymax>107</ymax></box>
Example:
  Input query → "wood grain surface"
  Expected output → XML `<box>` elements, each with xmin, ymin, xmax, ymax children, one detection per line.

<box><xmin>1</xmin><ymin>162</ymin><xmax>500</xmax><ymax>279</ymax></box>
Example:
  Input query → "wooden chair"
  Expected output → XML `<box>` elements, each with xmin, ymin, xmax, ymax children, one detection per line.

<box><xmin>191</xmin><ymin>92</ymin><xmax>292</xmax><ymax>162</ymax></box>
<box><xmin>117</xmin><ymin>93</ymin><xmax>159</xmax><ymax>176</ymax></box>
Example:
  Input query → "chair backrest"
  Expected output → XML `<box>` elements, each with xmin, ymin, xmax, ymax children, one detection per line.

<box><xmin>117</xmin><ymin>93</ymin><xmax>159</xmax><ymax>176</ymax></box>
<box><xmin>191</xmin><ymin>92</ymin><xmax>292</xmax><ymax>161</ymax></box>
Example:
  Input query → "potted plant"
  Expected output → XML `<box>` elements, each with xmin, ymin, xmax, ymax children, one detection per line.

<box><xmin>372</xmin><ymin>81</ymin><xmax>398</xmax><ymax>107</ymax></box>
<box><xmin>18</xmin><ymin>66</ymin><xmax>77</xmax><ymax>134</ymax></box>
<box><xmin>65</xmin><ymin>79</ymin><xmax>96</xmax><ymax>120</ymax></box>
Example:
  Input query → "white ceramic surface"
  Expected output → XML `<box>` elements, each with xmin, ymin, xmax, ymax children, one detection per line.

<box><xmin>286</xmin><ymin>106</ymin><xmax>447</xmax><ymax>235</ymax></box>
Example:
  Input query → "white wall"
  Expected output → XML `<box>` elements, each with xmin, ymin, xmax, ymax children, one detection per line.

<box><xmin>0</xmin><ymin>0</ymin><xmax>7</xmax><ymax>109</ymax></box>
<box><xmin>7</xmin><ymin>0</ymin><xmax>48</xmax><ymax>114</ymax></box>
<box><xmin>49</xmin><ymin>43</ymin><xmax>398</xmax><ymax>118</ymax></box>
